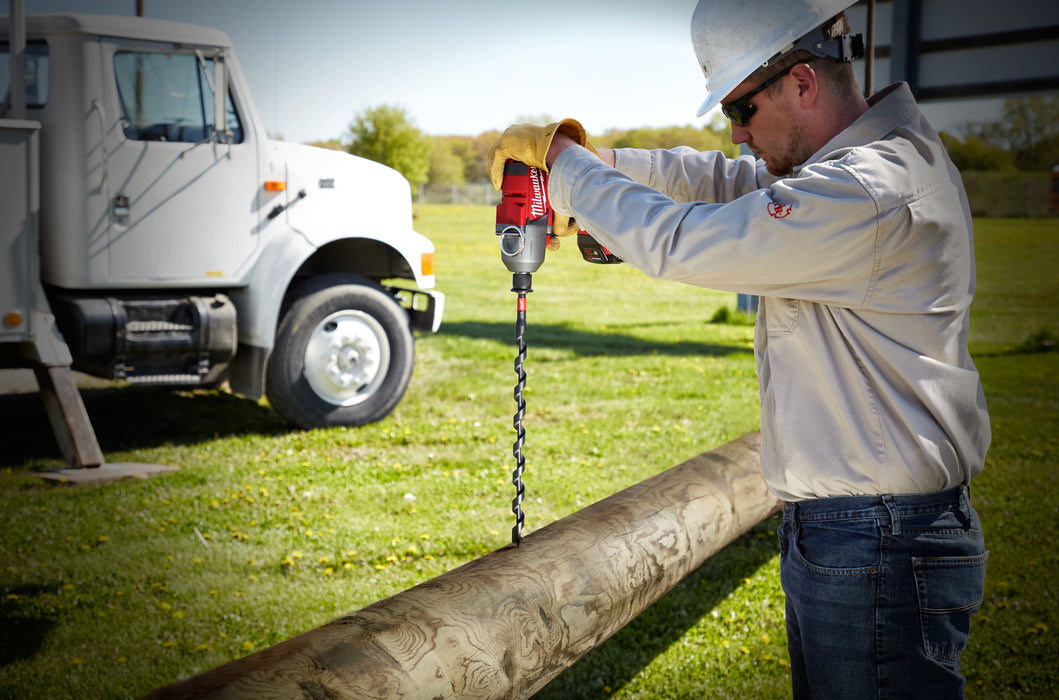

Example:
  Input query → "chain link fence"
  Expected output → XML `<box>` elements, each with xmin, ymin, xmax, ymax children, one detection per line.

<box><xmin>960</xmin><ymin>171</ymin><xmax>1054</xmax><ymax>218</ymax></box>
<box><xmin>417</xmin><ymin>182</ymin><xmax>501</xmax><ymax>206</ymax></box>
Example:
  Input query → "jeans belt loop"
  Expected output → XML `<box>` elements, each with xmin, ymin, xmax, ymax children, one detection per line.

<box><xmin>960</xmin><ymin>485</ymin><xmax>972</xmax><ymax>521</ymax></box>
<box><xmin>882</xmin><ymin>494</ymin><xmax>901</xmax><ymax>535</ymax></box>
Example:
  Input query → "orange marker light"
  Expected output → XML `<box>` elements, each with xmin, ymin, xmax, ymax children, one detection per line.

<box><xmin>5</xmin><ymin>312</ymin><xmax>23</xmax><ymax>328</ymax></box>
<box><xmin>264</xmin><ymin>180</ymin><xmax>287</xmax><ymax>192</ymax></box>
<box><xmin>421</xmin><ymin>252</ymin><xmax>435</xmax><ymax>277</ymax></box>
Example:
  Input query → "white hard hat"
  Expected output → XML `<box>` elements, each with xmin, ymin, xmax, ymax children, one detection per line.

<box><xmin>691</xmin><ymin>0</ymin><xmax>862</xmax><ymax>117</ymax></box>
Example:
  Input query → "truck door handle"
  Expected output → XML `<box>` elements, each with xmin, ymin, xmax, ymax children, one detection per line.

<box><xmin>91</xmin><ymin>99</ymin><xmax>108</xmax><ymax>192</ymax></box>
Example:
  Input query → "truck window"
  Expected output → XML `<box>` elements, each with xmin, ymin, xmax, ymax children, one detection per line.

<box><xmin>113</xmin><ymin>50</ymin><xmax>243</xmax><ymax>143</ymax></box>
<box><xmin>0</xmin><ymin>40</ymin><xmax>50</xmax><ymax>113</ymax></box>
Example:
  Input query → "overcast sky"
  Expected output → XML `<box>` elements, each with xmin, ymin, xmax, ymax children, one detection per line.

<box><xmin>16</xmin><ymin>0</ymin><xmax>1049</xmax><ymax>145</ymax></box>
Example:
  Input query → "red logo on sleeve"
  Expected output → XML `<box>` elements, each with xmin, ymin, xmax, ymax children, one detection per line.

<box><xmin>767</xmin><ymin>201</ymin><xmax>794</xmax><ymax>219</ymax></box>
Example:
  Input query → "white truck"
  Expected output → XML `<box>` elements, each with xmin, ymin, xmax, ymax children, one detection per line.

<box><xmin>0</xmin><ymin>11</ymin><xmax>443</xmax><ymax>471</ymax></box>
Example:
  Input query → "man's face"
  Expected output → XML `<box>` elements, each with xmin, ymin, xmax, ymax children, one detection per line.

<box><xmin>722</xmin><ymin>70</ymin><xmax>812</xmax><ymax>177</ymax></box>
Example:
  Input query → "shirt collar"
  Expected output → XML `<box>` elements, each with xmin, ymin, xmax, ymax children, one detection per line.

<box><xmin>793</xmin><ymin>82</ymin><xmax>920</xmax><ymax>175</ymax></box>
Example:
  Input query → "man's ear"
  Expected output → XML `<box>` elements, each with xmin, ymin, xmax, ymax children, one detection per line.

<box><xmin>790</xmin><ymin>62</ymin><xmax>819</xmax><ymax>108</ymax></box>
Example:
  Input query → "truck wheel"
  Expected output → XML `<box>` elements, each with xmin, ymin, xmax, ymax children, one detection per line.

<box><xmin>266</xmin><ymin>280</ymin><xmax>414</xmax><ymax>429</ymax></box>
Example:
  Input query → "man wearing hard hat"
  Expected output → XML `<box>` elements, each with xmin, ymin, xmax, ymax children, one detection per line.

<box><xmin>490</xmin><ymin>0</ymin><xmax>989</xmax><ymax>697</ymax></box>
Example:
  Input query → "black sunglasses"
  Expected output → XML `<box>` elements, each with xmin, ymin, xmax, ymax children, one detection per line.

<box><xmin>721</xmin><ymin>60</ymin><xmax>811</xmax><ymax>127</ymax></box>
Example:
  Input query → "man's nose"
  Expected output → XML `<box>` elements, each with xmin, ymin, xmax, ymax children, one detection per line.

<box><xmin>730</xmin><ymin>123</ymin><xmax>750</xmax><ymax>145</ymax></box>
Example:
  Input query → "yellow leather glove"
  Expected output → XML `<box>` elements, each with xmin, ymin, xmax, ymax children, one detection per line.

<box><xmin>552</xmin><ymin>215</ymin><xmax>581</xmax><ymax>239</ymax></box>
<box><xmin>489</xmin><ymin>119</ymin><xmax>596</xmax><ymax>244</ymax></box>
<box><xmin>487</xmin><ymin>118</ymin><xmax>596</xmax><ymax>190</ymax></box>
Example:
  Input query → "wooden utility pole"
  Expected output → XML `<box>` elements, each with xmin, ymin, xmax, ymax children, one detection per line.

<box><xmin>143</xmin><ymin>432</ymin><xmax>779</xmax><ymax>700</ymax></box>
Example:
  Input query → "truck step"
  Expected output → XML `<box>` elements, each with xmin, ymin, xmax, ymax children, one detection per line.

<box><xmin>126</xmin><ymin>373</ymin><xmax>205</xmax><ymax>385</ymax></box>
<box><xmin>126</xmin><ymin>320</ymin><xmax>194</xmax><ymax>333</ymax></box>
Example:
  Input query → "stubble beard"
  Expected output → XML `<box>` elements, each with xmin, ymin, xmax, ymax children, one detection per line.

<box><xmin>764</xmin><ymin>107</ymin><xmax>813</xmax><ymax>177</ymax></box>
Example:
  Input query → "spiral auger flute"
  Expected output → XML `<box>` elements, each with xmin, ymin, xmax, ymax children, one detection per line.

<box><xmin>510</xmin><ymin>291</ymin><xmax>529</xmax><ymax>545</ymax></box>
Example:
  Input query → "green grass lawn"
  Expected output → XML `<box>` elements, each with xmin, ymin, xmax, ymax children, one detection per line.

<box><xmin>0</xmin><ymin>208</ymin><xmax>1055</xmax><ymax>699</ymax></box>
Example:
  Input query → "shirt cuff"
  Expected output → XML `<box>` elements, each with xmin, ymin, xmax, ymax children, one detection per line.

<box><xmin>548</xmin><ymin>144</ymin><xmax>597</xmax><ymax>217</ymax></box>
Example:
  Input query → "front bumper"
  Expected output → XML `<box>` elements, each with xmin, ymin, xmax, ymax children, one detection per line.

<box><xmin>388</xmin><ymin>287</ymin><xmax>445</xmax><ymax>333</ymax></box>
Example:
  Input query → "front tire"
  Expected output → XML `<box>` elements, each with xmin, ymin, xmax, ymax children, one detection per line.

<box><xmin>266</xmin><ymin>279</ymin><xmax>414</xmax><ymax>429</ymax></box>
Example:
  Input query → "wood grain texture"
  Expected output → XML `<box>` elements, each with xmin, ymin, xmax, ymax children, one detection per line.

<box><xmin>143</xmin><ymin>432</ymin><xmax>779</xmax><ymax>700</ymax></box>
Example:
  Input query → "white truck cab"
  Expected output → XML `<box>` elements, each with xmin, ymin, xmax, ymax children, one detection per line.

<box><xmin>0</xmin><ymin>13</ymin><xmax>443</xmax><ymax>468</ymax></box>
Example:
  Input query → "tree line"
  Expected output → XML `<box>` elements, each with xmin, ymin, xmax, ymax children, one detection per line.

<box><xmin>941</xmin><ymin>95</ymin><xmax>1059</xmax><ymax>172</ymax></box>
<box><xmin>305</xmin><ymin>105</ymin><xmax>740</xmax><ymax>192</ymax></box>
<box><xmin>306</xmin><ymin>96</ymin><xmax>1059</xmax><ymax>193</ymax></box>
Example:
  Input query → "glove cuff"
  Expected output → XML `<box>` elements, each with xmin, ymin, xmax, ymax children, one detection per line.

<box><xmin>554</xmin><ymin>118</ymin><xmax>588</xmax><ymax>147</ymax></box>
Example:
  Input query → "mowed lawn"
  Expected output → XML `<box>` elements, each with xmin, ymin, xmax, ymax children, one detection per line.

<box><xmin>0</xmin><ymin>207</ymin><xmax>1055</xmax><ymax>699</ymax></box>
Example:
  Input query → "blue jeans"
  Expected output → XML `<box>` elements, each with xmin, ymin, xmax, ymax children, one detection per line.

<box><xmin>779</xmin><ymin>487</ymin><xmax>988</xmax><ymax>699</ymax></box>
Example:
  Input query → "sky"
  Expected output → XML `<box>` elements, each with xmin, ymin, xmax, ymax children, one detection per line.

<box><xmin>13</xmin><ymin>0</ymin><xmax>1047</xmax><ymax>145</ymax></box>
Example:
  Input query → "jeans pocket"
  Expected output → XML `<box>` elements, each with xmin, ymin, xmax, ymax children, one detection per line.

<box><xmin>791</xmin><ymin>521</ymin><xmax>879</xmax><ymax>575</ymax></box>
<box><xmin>912</xmin><ymin>551</ymin><xmax>989</xmax><ymax>664</ymax></box>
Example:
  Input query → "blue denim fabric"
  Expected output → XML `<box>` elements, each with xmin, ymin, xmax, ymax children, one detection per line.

<box><xmin>779</xmin><ymin>487</ymin><xmax>988</xmax><ymax>699</ymax></box>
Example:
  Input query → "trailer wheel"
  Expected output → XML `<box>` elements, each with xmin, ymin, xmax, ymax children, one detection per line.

<box><xmin>266</xmin><ymin>280</ymin><xmax>414</xmax><ymax>429</ymax></box>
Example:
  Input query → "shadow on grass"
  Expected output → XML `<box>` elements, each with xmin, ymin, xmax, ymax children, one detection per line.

<box><xmin>535</xmin><ymin>514</ymin><xmax>782</xmax><ymax>699</ymax></box>
<box><xmin>0</xmin><ymin>584</ymin><xmax>59</xmax><ymax>664</ymax></box>
<box><xmin>0</xmin><ymin>385</ymin><xmax>288</xmax><ymax>469</ymax></box>
<box><xmin>439</xmin><ymin>321</ymin><xmax>752</xmax><ymax>358</ymax></box>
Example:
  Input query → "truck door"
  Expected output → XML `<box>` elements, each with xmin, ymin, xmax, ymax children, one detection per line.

<box><xmin>100</xmin><ymin>42</ymin><xmax>259</xmax><ymax>283</ymax></box>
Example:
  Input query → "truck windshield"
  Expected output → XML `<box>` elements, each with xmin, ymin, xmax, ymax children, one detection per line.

<box><xmin>0</xmin><ymin>40</ymin><xmax>50</xmax><ymax>113</ymax></box>
<box><xmin>113</xmin><ymin>49</ymin><xmax>243</xmax><ymax>143</ymax></box>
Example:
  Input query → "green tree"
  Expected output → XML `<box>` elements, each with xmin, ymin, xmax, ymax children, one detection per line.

<box><xmin>938</xmin><ymin>131</ymin><xmax>1015</xmax><ymax>172</ymax></box>
<box><xmin>999</xmin><ymin>96</ymin><xmax>1059</xmax><ymax>170</ymax></box>
<box><xmin>470</xmin><ymin>130</ymin><xmax>500</xmax><ymax>183</ymax></box>
<box><xmin>428</xmin><ymin>137</ymin><xmax>468</xmax><ymax>185</ymax></box>
<box><xmin>305</xmin><ymin>138</ymin><xmax>344</xmax><ymax>151</ymax></box>
<box><xmin>610</xmin><ymin>123</ymin><xmax>739</xmax><ymax>158</ymax></box>
<box><xmin>346</xmin><ymin>105</ymin><xmax>431</xmax><ymax>190</ymax></box>
<box><xmin>957</xmin><ymin>96</ymin><xmax>1059</xmax><ymax>171</ymax></box>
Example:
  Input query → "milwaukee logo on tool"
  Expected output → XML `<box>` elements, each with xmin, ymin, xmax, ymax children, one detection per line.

<box><xmin>528</xmin><ymin>166</ymin><xmax>548</xmax><ymax>221</ymax></box>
